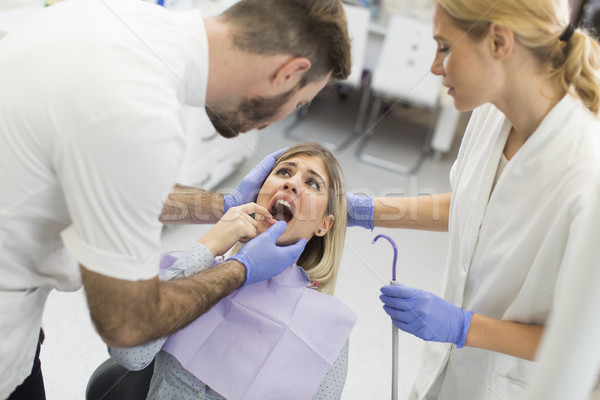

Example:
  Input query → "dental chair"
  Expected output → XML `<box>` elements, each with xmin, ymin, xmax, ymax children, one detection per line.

<box><xmin>86</xmin><ymin>358</ymin><xmax>154</xmax><ymax>400</ymax></box>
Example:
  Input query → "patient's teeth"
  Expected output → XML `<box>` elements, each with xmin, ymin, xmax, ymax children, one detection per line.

<box><xmin>275</xmin><ymin>199</ymin><xmax>292</xmax><ymax>211</ymax></box>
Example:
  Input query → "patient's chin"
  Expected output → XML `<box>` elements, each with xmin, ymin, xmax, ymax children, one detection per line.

<box><xmin>276</xmin><ymin>232</ymin><xmax>308</xmax><ymax>247</ymax></box>
<box><xmin>275</xmin><ymin>237</ymin><xmax>291</xmax><ymax>246</ymax></box>
<box><xmin>274</xmin><ymin>230</ymin><xmax>294</xmax><ymax>246</ymax></box>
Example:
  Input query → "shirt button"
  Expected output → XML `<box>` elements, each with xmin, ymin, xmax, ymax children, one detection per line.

<box><xmin>197</xmin><ymin>391</ymin><xmax>203</xmax><ymax>398</ymax></box>
<box><xmin>463</xmin><ymin>265</ymin><xmax>468</xmax><ymax>272</ymax></box>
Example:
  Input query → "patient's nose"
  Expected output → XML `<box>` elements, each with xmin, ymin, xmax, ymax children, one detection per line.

<box><xmin>283</xmin><ymin>183</ymin><xmax>298</xmax><ymax>195</ymax></box>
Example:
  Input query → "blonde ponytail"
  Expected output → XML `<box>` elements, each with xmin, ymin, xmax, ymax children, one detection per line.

<box><xmin>553</xmin><ymin>28</ymin><xmax>600</xmax><ymax>114</ymax></box>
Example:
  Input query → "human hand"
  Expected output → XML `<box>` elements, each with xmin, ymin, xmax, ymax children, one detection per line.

<box><xmin>380</xmin><ymin>284</ymin><xmax>474</xmax><ymax>348</ymax></box>
<box><xmin>346</xmin><ymin>191</ymin><xmax>374</xmax><ymax>230</ymax></box>
<box><xmin>224</xmin><ymin>148</ymin><xmax>286</xmax><ymax>212</ymax></box>
<box><xmin>198</xmin><ymin>203</ymin><xmax>275</xmax><ymax>257</ymax></box>
<box><xmin>228</xmin><ymin>220</ymin><xmax>306</xmax><ymax>286</ymax></box>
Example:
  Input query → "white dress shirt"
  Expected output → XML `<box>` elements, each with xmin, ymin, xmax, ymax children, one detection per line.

<box><xmin>0</xmin><ymin>0</ymin><xmax>208</xmax><ymax>396</ymax></box>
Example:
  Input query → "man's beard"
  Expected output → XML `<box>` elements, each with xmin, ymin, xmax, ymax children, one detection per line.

<box><xmin>206</xmin><ymin>87</ymin><xmax>297</xmax><ymax>138</ymax></box>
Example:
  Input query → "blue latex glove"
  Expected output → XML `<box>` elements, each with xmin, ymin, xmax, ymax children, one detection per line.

<box><xmin>346</xmin><ymin>192</ymin><xmax>374</xmax><ymax>230</ymax></box>
<box><xmin>380</xmin><ymin>284</ymin><xmax>474</xmax><ymax>348</ymax></box>
<box><xmin>228</xmin><ymin>220</ymin><xmax>307</xmax><ymax>286</ymax></box>
<box><xmin>224</xmin><ymin>148</ymin><xmax>286</xmax><ymax>212</ymax></box>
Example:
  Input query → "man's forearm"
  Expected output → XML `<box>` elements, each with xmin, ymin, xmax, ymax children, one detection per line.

<box><xmin>81</xmin><ymin>260</ymin><xmax>246</xmax><ymax>347</ymax></box>
<box><xmin>373</xmin><ymin>193</ymin><xmax>451</xmax><ymax>231</ymax></box>
<box><xmin>160</xmin><ymin>184</ymin><xmax>224</xmax><ymax>224</ymax></box>
<box><xmin>154</xmin><ymin>260</ymin><xmax>246</xmax><ymax>338</ymax></box>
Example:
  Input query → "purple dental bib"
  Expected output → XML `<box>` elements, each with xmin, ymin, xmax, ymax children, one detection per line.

<box><xmin>160</xmin><ymin>260</ymin><xmax>357</xmax><ymax>400</ymax></box>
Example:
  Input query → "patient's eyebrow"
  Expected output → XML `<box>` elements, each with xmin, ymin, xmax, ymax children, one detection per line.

<box><xmin>307</xmin><ymin>169</ymin><xmax>326</xmax><ymax>185</ymax></box>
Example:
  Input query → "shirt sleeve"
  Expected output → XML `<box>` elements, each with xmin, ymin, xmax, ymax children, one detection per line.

<box><xmin>56</xmin><ymin>111</ymin><xmax>186</xmax><ymax>281</ymax></box>
<box><xmin>159</xmin><ymin>241</ymin><xmax>216</xmax><ymax>280</ymax></box>
<box><xmin>312</xmin><ymin>340</ymin><xmax>350</xmax><ymax>400</ymax></box>
<box><xmin>553</xmin><ymin>202</ymin><xmax>599</xmax><ymax>310</ymax></box>
<box><xmin>109</xmin><ymin>337</ymin><xmax>168</xmax><ymax>371</ymax></box>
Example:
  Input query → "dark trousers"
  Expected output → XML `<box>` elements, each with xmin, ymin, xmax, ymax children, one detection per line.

<box><xmin>8</xmin><ymin>330</ymin><xmax>46</xmax><ymax>400</ymax></box>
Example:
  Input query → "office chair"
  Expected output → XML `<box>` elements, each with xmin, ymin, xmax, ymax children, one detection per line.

<box><xmin>86</xmin><ymin>358</ymin><xmax>154</xmax><ymax>400</ymax></box>
<box><xmin>284</xmin><ymin>2</ymin><xmax>371</xmax><ymax>150</ymax></box>
<box><xmin>354</xmin><ymin>14</ymin><xmax>442</xmax><ymax>174</ymax></box>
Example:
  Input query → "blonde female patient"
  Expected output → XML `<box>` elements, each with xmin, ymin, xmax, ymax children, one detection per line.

<box><xmin>110</xmin><ymin>142</ymin><xmax>356</xmax><ymax>400</ymax></box>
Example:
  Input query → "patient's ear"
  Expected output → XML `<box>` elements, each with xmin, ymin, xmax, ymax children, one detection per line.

<box><xmin>315</xmin><ymin>215</ymin><xmax>334</xmax><ymax>237</ymax></box>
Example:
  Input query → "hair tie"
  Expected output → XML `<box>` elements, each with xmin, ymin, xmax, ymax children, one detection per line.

<box><xmin>559</xmin><ymin>23</ymin><xmax>575</xmax><ymax>42</ymax></box>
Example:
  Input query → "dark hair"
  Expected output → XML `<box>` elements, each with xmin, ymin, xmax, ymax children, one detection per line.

<box><xmin>220</xmin><ymin>0</ymin><xmax>351</xmax><ymax>86</ymax></box>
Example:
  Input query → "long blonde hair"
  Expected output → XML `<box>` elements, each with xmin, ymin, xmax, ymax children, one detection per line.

<box><xmin>436</xmin><ymin>0</ymin><xmax>600</xmax><ymax>114</ymax></box>
<box><xmin>231</xmin><ymin>142</ymin><xmax>346</xmax><ymax>295</ymax></box>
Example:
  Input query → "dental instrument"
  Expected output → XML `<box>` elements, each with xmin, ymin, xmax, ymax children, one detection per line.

<box><xmin>372</xmin><ymin>234</ymin><xmax>399</xmax><ymax>400</ymax></box>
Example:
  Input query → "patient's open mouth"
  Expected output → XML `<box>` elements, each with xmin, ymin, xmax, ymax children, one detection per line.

<box><xmin>269</xmin><ymin>199</ymin><xmax>294</xmax><ymax>223</ymax></box>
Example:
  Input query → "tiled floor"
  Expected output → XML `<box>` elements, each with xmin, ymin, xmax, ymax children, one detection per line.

<box><xmin>40</xmin><ymin>85</ymin><xmax>464</xmax><ymax>399</ymax></box>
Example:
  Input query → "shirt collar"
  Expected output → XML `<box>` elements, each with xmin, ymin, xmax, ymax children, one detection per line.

<box><xmin>298</xmin><ymin>265</ymin><xmax>311</xmax><ymax>283</ymax></box>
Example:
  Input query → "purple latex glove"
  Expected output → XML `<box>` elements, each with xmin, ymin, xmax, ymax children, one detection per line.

<box><xmin>346</xmin><ymin>192</ymin><xmax>374</xmax><ymax>230</ymax></box>
<box><xmin>380</xmin><ymin>284</ymin><xmax>474</xmax><ymax>348</ymax></box>
<box><xmin>224</xmin><ymin>148</ymin><xmax>286</xmax><ymax>212</ymax></box>
<box><xmin>228</xmin><ymin>221</ymin><xmax>307</xmax><ymax>286</ymax></box>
